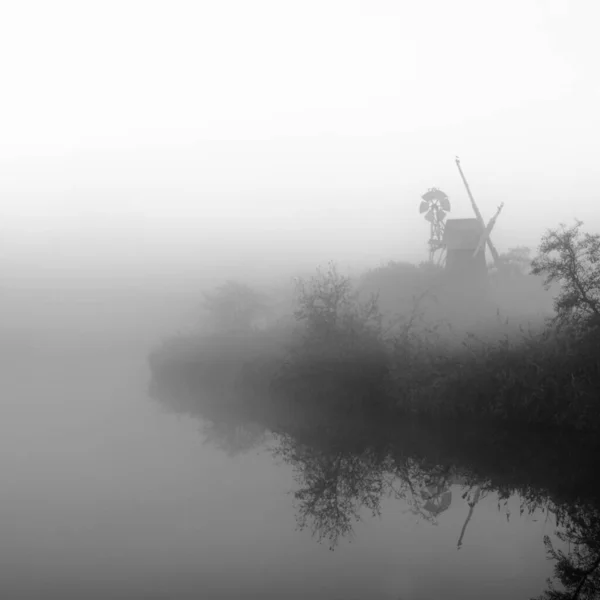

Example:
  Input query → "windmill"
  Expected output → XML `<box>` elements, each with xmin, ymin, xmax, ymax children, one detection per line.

<box><xmin>419</xmin><ymin>187</ymin><xmax>451</xmax><ymax>265</ymax></box>
<box><xmin>420</xmin><ymin>158</ymin><xmax>505</xmax><ymax>277</ymax></box>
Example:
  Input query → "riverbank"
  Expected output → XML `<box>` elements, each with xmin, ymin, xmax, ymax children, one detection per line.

<box><xmin>149</xmin><ymin>237</ymin><xmax>600</xmax><ymax>433</ymax></box>
<box><xmin>147</xmin><ymin>307</ymin><xmax>600</xmax><ymax>434</ymax></box>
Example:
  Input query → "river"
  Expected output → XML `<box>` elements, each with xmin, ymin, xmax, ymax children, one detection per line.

<box><xmin>1</xmin><ymin>336</ymin><xmax>596</xmax><ymax>599</ymax></box>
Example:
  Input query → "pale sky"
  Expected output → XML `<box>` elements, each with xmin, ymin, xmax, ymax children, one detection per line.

<box><xmin>1</xmin><ymin>0</ymin><xmax>599</xmax><ymax>280</ymax></box>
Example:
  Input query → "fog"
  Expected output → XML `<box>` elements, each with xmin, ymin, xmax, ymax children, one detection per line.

<box><xmin>2</xmin><ymin>0</ymin><xmax>599</xmax><ymax>290</ymax></box>
<box><xmin>1</xmin><ymin>1</ymin><xmax>599</xmax><ymax>597</ymax></box>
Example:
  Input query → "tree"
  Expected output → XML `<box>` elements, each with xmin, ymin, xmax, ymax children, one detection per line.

<box><xmin>272</xmin><ymin>262</ymin><xmax>388</xmax><ymax>414</ymax></box>
<box><xmin>530</xmin><ymin>221</ymin><xmax>600</xmax><ymax>330</ymax></box>
<box><xmin>291</xmin><ymin>261</ymin><xmax>384</xmax><ymax>362</ymax></box>
<box><xmin>495</xmin><ymin>246</ymin><xmax>534</xmax><ymax>277</ymax></box>
<box><xmin>201</xmin><ymin>281</ymin><xmax>270</xmax><ymax>333</ymax></box>
<box><xmin>292</xmin><ymin>262</ymin><xmax>379</xmax><ymax>339</ymax></box>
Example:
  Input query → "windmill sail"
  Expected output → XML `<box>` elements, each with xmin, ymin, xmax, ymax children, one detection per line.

<box><xmin>455</xmin><ymin>157</ymin><xmax>502</xmax><ymax>267</ymax></box>
<box><xmin>473</xmin><ymin>203</ymin><xmax>504</xmax><ymax>257</ymax></box>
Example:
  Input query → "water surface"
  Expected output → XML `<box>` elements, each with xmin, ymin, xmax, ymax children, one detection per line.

<box><xmin>2</xmin><ymin>339</ymin><xmax>597</xmax><ymax>599</ymax></box>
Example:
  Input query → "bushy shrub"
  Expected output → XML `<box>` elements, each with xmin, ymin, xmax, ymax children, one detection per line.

<box><xmin>273</xmin><ymin>262</ymin><xmax>390</xmax><ymax>413</ymax></box>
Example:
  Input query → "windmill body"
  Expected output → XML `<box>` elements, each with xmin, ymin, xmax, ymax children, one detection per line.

<box><xmin>442</xmin><ymin>218</ymin><xmax>488</xmax><ymax>280</ymax></box>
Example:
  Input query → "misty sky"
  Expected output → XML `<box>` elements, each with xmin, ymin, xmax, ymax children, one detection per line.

<box><xmin>1</xmin><ymin>0</ymin><xmax>598</xmax><ymax>279</ymax></box>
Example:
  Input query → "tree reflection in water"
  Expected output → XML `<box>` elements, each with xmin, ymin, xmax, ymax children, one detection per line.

<box><xmin>152</xmin><ymin>377</ymin><xmax>600</xmax><ymax>598</ymax></box>
<box><xmin>534</xmin><ymin>503</ymin><xmax>600</xmax><ymax>600</ymax></box>
<box><xmin>273</xmin><ymin>427</ymin><xmax>600</xmax><ymax>598</ymax></box>
<box><xmin>273</xmin><ymin>435</ymin><xmax>398</xmax><ymax>549</ymax></box>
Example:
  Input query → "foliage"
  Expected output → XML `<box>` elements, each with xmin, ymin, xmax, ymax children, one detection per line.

<box><xmin>392</xmin><ymin>317</ymin><xmax>600</xmax><ymax>430</ymax></box>
<box><xmin>201</xmin><ymin>280</ymin><xmax>270</xmax><ymax>333</ymax></box>
<box><xmin>534</xmin><ymin>504</ymin><xmax>600</xmax><ymax>600</ymax></box>
<box><xmin>150</xmin><ymin>222</ymin><xmax>600</xmax><ymax>434</ymax></box>
<box><xmin>531</xmin><ymin>220</ymin><xmax>600</xmax><ymax>331</ymax></box>
<box><xmin>148</xmin><ymin>229</ymin><xmax>600</xmax><ymax>596</ymax></box>
<box><xmin>274</xmin><ymin>262</ymin><xmax>390</xmax><ymax>414</ymax></box>
<box><xmin>356</xmin><ymin>260</ymin><xmax>445</xmax><ymax>327</ymax></box>
<box><xmin>152</xmin><ymin>305</ymin><xmax>600</xmax><ymax>595</ymax></box>
<box><xmin>486</xmin><ymin>246</ymin><xmax>556</xmax><ymax>318</ymax></box>
<box><xmin>273</xmin><ymin>436</ymin><xmax>391</xmax><ymax>549</ymax></box>
<box><xmin>494</xmin><ymin>246</ymin><xmax>534</xmax><ymax>276</ymax></box>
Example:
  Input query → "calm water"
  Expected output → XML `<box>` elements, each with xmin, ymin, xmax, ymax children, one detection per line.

<box><xmin>1</xmin><ymin>340</ymin><xmax>597</xmax><ymax>599</ymax></box>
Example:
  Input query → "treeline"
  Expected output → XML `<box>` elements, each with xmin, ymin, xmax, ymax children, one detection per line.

<box><xmin>148</xmin><ymin>220</ymin><xmax>600</xmax><ymax>432</ymax></box>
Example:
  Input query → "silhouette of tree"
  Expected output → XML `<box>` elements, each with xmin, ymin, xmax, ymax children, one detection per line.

<box><xmin>271</xmin><ymin>435</ymin><xmax>464</xmax><ymax>549</ymax></box>
<box><xmin>531</xmin><ymin>221</ymin><xmax>600</xmax><ymax>331</ymax></box>
<box><xmin>273</xmin><ymin>437</ymin><xmax>393</xmax><ymax>549</ymax></box>
<box><xmin>533</xmin><ymin>504</ymin><xmax>600</xmax><ymax>600</ymax></box>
